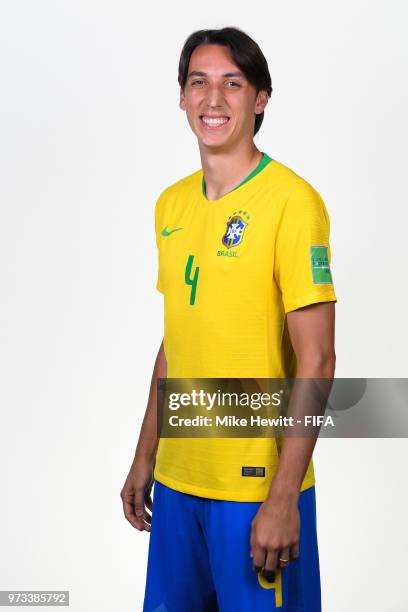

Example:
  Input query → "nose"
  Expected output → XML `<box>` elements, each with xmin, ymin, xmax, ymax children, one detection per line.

<box><xmin>204</xmin><ymin>81</ymin><xmax>226</xmax><ymax>110</ymax></box>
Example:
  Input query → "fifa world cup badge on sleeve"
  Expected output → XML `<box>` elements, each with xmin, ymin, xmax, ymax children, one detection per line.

<box><xmin>310</xmin><ymin>245</ymin><xmax>333</xmax><ymax>284</ymax></box>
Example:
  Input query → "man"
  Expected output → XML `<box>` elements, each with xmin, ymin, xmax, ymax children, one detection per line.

<box><xmin>121</xmin><ymin>26</ymin><xmax>336</xmax><ymax>611</ymax></box>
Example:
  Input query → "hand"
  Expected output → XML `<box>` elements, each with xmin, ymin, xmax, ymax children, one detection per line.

<box><xmin>120</xmin><ymin>457</ymin><xmax>154</xmax><ymax>531</ymax></box>
<box><xmin>250</xmin><ymin>494</ymin><xmax>300</xmax><ymax>576</ymax></box>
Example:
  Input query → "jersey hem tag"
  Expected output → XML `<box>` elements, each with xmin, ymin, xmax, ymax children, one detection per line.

<box><xmin>242</xmin><ymin>466</ymin><xmax>265</xmax><ymax>477</ymax></box>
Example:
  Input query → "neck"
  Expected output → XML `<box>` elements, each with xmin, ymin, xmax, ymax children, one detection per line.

<box><xmin>199</xmin><ymin>140</ymin><xmax>263</xmax><ymax>201</ymax></box>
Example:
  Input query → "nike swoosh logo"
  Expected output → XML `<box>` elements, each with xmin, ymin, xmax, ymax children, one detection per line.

<box><xmin>161</xmin><ymin>225</ymin><xmax>184</xmax><ymax>237</ymax></box>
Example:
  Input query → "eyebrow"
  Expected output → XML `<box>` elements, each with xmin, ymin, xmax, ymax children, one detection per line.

<box><xmin>187</xmin><ymin>70</ymin><xmax>245</xmax><ymax>79</ymax></box>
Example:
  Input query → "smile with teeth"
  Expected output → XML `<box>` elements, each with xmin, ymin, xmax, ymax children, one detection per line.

<box><xmin>200</xmin><ymin>115</ymin><xmax>230</xmax><ymax>128</ymax></box>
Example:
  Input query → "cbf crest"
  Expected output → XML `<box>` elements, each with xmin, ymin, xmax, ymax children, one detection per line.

<box><xmin>222</xmin><ymin>210</ymin><xmax>250</xmax><ymax>249</ymax></box>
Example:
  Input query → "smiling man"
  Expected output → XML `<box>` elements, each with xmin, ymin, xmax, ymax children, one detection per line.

<box><xmin>121</xmin><ymin>27</ymin><xmax>337</xmax><ymax>611</ymax></box>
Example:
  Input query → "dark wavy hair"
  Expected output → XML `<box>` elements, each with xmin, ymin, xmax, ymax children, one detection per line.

<box><xmin>178</xmin><ymin>27</ymin><xmax>273</xmax><ymax>136</ymax></box>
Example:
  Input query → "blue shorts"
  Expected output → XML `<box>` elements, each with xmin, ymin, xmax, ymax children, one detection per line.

<box><xmin>143</xmin><ymin>481</ymin><xmax>321</xmax><ymax>612</ymax></box>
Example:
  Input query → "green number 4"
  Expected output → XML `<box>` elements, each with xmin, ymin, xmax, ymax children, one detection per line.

<box><xmin>185</xmin><ymin>254</ymin><xmax>199</xmax><ymax>305</ymax></box>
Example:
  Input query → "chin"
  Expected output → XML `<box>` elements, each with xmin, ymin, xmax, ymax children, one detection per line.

<box><xmin>201</xmin><ymin>139</ymin><xmax>232</xmax><ymax>152</ymax></box>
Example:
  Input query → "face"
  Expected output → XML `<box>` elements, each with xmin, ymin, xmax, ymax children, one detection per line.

<box><xmin>179</xmin><ymin>44</ymin><xmax>268</xmax><ymax>151</ymax></box>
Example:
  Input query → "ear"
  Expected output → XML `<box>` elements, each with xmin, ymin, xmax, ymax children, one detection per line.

<box><xmin>179</xmin><ymin>87</ymin><xmax>186</xmax><ymax>111</ymax></box>
<box><xmin>254</xmin><ymin>90</ymin><xmax>269</xmax><ymax>115</ymax></box>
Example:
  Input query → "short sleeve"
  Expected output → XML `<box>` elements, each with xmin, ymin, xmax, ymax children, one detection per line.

<box><xmin>274</xmin><ymin>182</ymin><xmax>337</xmax><ymax>313</ymax></box>
<box><xmin>154</xmin><ymin>194</ymin><xmax>165</xmax><ymax>294</ymax></box>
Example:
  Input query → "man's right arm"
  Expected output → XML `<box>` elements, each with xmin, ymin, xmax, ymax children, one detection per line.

<box><xmin>120</xmin><ymin>339</ymin><xmax>167</xmax><ymax>531</ymax></box>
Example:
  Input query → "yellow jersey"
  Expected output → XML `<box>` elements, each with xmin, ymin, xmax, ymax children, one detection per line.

<box><xmin>153</xmin><ymin>154</ymin><xmax>337</xmax><ymax>501</ymax></box>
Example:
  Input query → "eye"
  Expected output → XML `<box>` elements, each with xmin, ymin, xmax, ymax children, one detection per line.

<box><xmin>226</xmin><ymin>81</ymin><xmax>241</xmax><ymax>87</ymax></box>
<box><xmin>191</xmin><ymin>79</ymin><xmax>205</xmax><ymax>86</ymax></box>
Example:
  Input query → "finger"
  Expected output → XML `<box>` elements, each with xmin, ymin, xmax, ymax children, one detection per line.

<box><xmin>135</xmin><ymin>486</ymin><xmax>154</xmax><ymax>529</ymax></box>
<box><xmin>249</xmin><ymin>523</ymin><xmax>258</xmax><ymax>560</ymax></box>
<box><xmin>278</xmin><ymin>547</ymin><xmax>291</xmax><ymax>568</ymax></box>
<box><xmin>264</xmin><ymin>547</ymin><xmax>278</xmax><ymax>573</ymax></box>
<box><xmin>121</xmin><ymin>495</ymin><xmax>146</xmax><ymax>531</ymax></box>
<box><xmin>134</xmin><ymin>500</ymin><xmax>151</xmax><ymax>532</ymax></box>
<box><xmin>290</xmin><ymin>542</ymin><xmax>299</xmax><ymax>560</ymax></box>
<box><xmin>121</xmin><ymin>486</ymin><xmax>151</xmax><ymax>531</ymax></box>
<box><xmin>252</xmin><ymin>545</ymin><xmax>266</xmax><ymax>573</ymax></box>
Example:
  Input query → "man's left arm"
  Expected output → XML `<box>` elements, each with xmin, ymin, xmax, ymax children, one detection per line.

<box><xmin>250</xmin><ymin>301</ymin><xmax>336</xmax><ymax>575</ymax></box>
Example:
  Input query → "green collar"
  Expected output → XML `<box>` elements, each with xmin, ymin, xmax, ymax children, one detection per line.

<box><xmin>201</xmin><ymin>152</ymin><xmax>273</xmax><ymax>199</ymax></box>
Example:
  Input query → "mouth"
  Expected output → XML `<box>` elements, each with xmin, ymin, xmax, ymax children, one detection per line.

<box><xmin>199</xmin><ymin>114</ymin><xmax>230</xmax><ymax>130</ymax></box>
